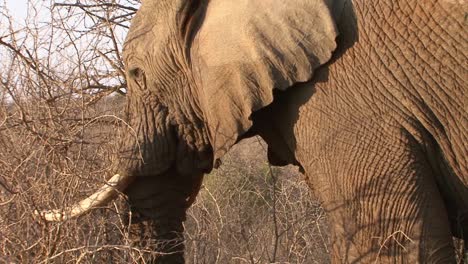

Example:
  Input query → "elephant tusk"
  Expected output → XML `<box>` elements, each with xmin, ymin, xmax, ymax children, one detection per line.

<box><xmin>35</xmin><ymin>173</ymin><xmax>133</xmax><ymax>222</ymax></box>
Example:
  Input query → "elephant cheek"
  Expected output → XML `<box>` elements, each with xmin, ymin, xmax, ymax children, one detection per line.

<box><xmin>116</xmin><ymin>131</ymin><xmax>177</xmax><ymax>177</ymax></box>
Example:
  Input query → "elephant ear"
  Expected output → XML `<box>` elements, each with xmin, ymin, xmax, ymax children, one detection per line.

<box><xmin>191</xmin><ymin>0</ymin><xmax>341</xmax><ymax>159</ymax></box>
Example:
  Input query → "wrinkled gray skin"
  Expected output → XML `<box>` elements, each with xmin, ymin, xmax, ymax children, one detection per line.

<box><xmin>118</xmin><ymin>0</ymin><xmax>467</xmax><ymax>263</ymax></box>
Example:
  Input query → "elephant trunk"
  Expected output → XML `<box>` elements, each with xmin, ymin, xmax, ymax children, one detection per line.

<box><xmin>123</xmin><ymin>175</ymin><xmax>193</xmax><ymax>264</ymax></box>
<box><xmin>127</xmin><ymin>215</ymin><xmax>186</xmax><ymax>263</ymax></box>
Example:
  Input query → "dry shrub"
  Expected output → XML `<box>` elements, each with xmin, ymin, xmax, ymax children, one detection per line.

<box><xmin>0</xmin><ymin>1</ymin><xmax>139</xmax><ymax>263</ymax></box>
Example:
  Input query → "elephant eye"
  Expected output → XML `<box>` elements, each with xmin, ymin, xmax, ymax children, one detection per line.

<box><xmin>129</xmin><ymin>68</ymin><xmax>145</xmax><ymax>82</ymax></box>
<box><xmin>128</xmin><ymin>67</ymin><xmax>147</xmax><ymax>89</ymax></box>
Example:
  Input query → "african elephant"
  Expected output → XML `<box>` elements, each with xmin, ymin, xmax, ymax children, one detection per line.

<box><xmin>38</xmin><ymin>0</ymin><xmax>467</xmax><ymax>263</ymax></box>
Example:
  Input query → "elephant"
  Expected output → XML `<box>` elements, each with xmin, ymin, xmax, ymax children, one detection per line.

<box><xmin>37</xmin><ymin>0</ymin><xmax>467</xmax><ymax>263</ymax></box>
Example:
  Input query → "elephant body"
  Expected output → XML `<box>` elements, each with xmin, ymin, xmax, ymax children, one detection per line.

<box><xmin>254</xmin><ymin>1</ymin><xmax>467</xmax><ymax>262</ymax></box>
<box><xmin>51</xmin><ymin>0</ymin><xmax>466</xmax><ymax>263</ymax></box>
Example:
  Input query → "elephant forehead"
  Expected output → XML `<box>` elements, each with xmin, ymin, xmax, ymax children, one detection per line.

<box><xmin>123</xmin><ymin>30</ymin><xmax>165</xmax><ymax>60</ymax></box>
<box><xmin>123</xmin><ymin>1</ymin><xmax>177</xmax><ymax>51</ymax></box>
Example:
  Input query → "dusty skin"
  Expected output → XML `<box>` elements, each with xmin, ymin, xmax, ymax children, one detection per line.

<box><xmin>38</xmin><ymin>0</ymin><xmax>467</xmax><ymax>263</ymax></box>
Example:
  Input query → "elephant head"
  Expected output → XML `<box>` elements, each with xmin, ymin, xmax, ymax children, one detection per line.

<box><xmin>38</xmin><ymin>0</ymin><xmax>343</xmax><ymax>262</ymax></box>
